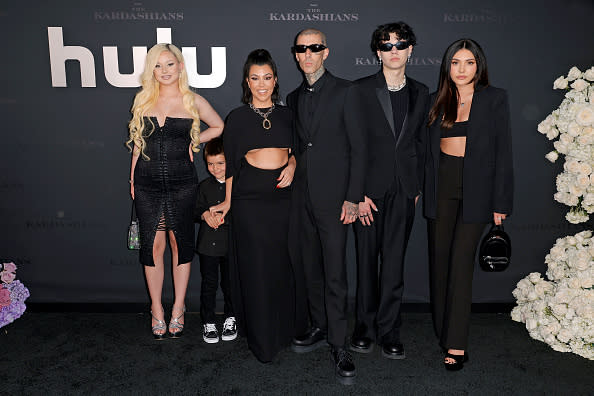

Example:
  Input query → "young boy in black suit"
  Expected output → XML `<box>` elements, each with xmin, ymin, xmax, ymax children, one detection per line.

<box><xmin>194</xmin><ymin>137</ymin><xmax>235</xmax><ymax>343</ymax></box>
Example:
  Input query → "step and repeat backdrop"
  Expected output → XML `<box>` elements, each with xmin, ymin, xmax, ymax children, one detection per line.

<box><xmin>1</xmin><ymin>0</ymin><xmax>593</xmax><ymax>304</ymax></box>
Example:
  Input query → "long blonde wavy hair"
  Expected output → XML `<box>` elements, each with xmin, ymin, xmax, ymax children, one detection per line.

<box><xmin>126</xmin><ymin>43</ymin><xmax>201</xmax><ymax>159</ymax></box>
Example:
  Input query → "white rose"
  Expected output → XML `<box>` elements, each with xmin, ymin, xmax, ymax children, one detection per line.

<box><xmin>553</xmin><ymin>76</ymin><xmax>569</xmax><ymax>89</ymax></box>
<box><xmin>546</xmin><ymin>127</ymin><xmax>560</xmax><ymax>140</ymax></box>
<box><xmin>567</xmin><ymin>236</ymin><xmax>578</xmax><ymax>246</ymax></box>
<box><xmin>526</xmin><ymin>318</ymin><xmax>538</xmax><ymax>330</ymax></box>
<box><xmin>580</xmin><ymin>276</ymin><xmax>593</xmax><ymax>289</ymax></box>
<box><xmin>567</xmin><ymin>186</ymin><xmax>582</xmax><ymax>201</ymax></box>
<box><xmin>528</xmin><ymin>272</ymin><xmax>542</xmax><ymax>283</ymax></box>
<box><xmin>568</xmin><ymin>277</ymin><xmax>582</xmax><ymax>289</ymax></box>
<box><xmin>583</xmin><ymin>67</ymin><xmax>594</xmax><ymax>81</ymax></box>
<box><xmin>553</xmin><ymin>140</ymin><xmax>569</xmax><ymax>154</ymax></box>
<box><xmin>560</xmin><ymin>133</ymin><xmax>574</xmax><ymax>145</ymax></box>
<box><xmin>573</xmin><ymin>250</ymin><xmax>590</xmax><ymax>270</ymax></box>
<box><xmin>577</xmin><ymin>174</ymin><xmax>590</xmax><ymax>188</ymax></box>
<box><xmin>566</xmin><ymin>210</ymin><xmax>588</xmax><ymax>224</ymax></box>
<box><xmin>557</xmin><ymin>328</ymin><xmax>573</xmax><ymax>343</ymax></box>
<box><xmin>527</xmin><ymin>291</ymin><xmax>538</xmax><ymax>301</ymax></box>
<box><xmin>576</xmin><ymin>105</ymin><xmax>594</xmax><ymax>126</ymax></box>
<box><xmin>582</xmin><ymin>193</ymin><xmax>594</xmax><ymax>206</ymax></box>
<box><xmin>570</xmin><ymin>78</ymin><xmax>588</xmax><ymax>92</ymax></box>
<box><xmin>566</xmin><ymin>122</ymin><xmax>582</xmax><ymax>137</ymax></box>
<box><xmin>537</xmin><ymin>119</ymin><xmax>551</xmax><ymax>134</ymax></box>
<box><xmin>577</xmin><ymin>162</ymin><xmax>592</xmax><ymax>175</ymax></box>
<box><xmin>566</xmin><ymin>89</ymin><xmax>586</xmax><ymax>102</ymax></box>
<box><xmin>567</xmin><ymin>66</ymin><xmax>582</xmax><ymax>81</ymax></box>
<box><xmin>511</xmin><ymin>307</ymin><xmax>523</xmax><ymax>322</ymax></box>
<box><xmin>578</xmin><ymin>126</ymin><xmax>594</xmax><ymax>145</ymax></box>
<box><xmin>545</xmin><ymin>151</ymin><xmax>559</xmax><ymax>163</ymax></box>
<box><xmin>544</xmin><ymin>333</ymin><xmax>557</xmax><ymax>346</ymax></box>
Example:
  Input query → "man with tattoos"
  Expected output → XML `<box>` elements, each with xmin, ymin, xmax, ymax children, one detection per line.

<box><xmin>286</xmin><ymin>28</ymin><xmax>366</xmax><ymax>385</ymax></box>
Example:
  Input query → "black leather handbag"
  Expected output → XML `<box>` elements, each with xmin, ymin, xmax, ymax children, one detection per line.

<box><xmin>479</xmin><ymin>224</ymin><xmax>511</xmax><ymax>272</ymax></box>
<box><xmin>127</xmin><ymin>202</ymin><xmax>140</xmax><ymax>250</ymax></box>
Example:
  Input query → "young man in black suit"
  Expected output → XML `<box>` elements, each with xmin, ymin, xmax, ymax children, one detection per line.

<box><xmin>286</xmin><ymin>28</ymin><xmax>366</xmax><ymax>385</ymax></box>
<box><xmin>348</xmin><ymin>22</ymin><xmax>429</xmax><ymax>359</ymax></box>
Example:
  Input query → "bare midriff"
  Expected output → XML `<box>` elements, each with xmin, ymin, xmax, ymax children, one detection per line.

<box><xmin>440</xmin><ymin>137</ymin><xmax>466</xmax><ymax>157</ymax></box>
<box><xmin>245</xmin><ymin>147</ymin><xmax>290</xmax><ymax>169</ymax></box>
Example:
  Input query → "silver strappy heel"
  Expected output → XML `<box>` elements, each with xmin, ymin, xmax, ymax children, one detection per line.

<box><xmin>169</xmin><ymin>306</ymin><xmax>185</xmax><ymax>338</ymax></box>
<box><xmin>151</xmin><ymin>311</ymin><xmax>167</xmax><ymax>340</ymax></box>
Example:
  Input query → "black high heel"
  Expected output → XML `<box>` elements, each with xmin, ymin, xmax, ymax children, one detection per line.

<box><xmin>444</xmin><ymin>352</ymin><xmax>469</xmax><ymax>371</ymax></box>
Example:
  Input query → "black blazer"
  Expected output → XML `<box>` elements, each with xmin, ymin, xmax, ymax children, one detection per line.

<box><xmin>352</xmin><ymin>72</ymin><xmax>429</xmax><ymax>199</ymax></box>
<box><xmin>194</xmin><ymin>177</ymin><xmax>228</xmax><ymax>256</ymax></box>
<box><xmin>287</xmin><ymin>71</ymin><xmax>366</xmax><ymax>209</ymax></box>
<box><xmin>423</xmin><ymin>85</ymin><xmax>514</xmax><ymax>223</ymax></box>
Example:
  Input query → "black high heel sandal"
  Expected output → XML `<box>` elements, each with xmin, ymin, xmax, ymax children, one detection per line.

<box><xmin>444</xmin><ymin>352</ymin><xmax>469</xmax><ymax>371</ymax></box>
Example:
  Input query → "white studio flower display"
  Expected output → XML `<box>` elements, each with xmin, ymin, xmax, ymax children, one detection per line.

<box><xmin>511</xmin><ymin>231</ymin><xmax>594</xmax><ymax>360</ymax></box>
<box><xmin>538</xmin><ymin>66</ymin><xmax>594</xmax><ymax>224</ymax></box>
<box><xmin>514</xmin><ymin>66</ymin><xmax>594</xmax><ymax>360</ymax></box>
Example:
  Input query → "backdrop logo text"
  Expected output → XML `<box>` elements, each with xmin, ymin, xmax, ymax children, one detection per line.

<box><xmin>48</xmin><ymin>27</ymin><xmax>226</xmax><ymax>88</ymax></box>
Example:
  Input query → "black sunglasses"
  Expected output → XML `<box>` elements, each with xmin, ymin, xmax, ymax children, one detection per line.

<box><xmin>378</xmin><ymin>41</ymin><xmax>409</xmax><ymax>52</ymax></box>
<box><xmin>292</xmin><ymin>44</ymin><xmax>327</xmax><ymax>53</ymax></box>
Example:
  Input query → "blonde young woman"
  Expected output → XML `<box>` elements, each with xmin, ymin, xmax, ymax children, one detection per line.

<box><xmin>127</xmin><ymin>43</ymin><xmax>224</xmax><ymax>339</ymax></box>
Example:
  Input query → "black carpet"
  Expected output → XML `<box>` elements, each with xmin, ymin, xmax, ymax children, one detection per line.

<box><xmin>1</xmin><ymin>312</ymin><xmax>592</xmax><ymax>395</ymax></box>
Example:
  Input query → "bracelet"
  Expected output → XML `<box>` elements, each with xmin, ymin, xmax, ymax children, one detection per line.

<box><xmin>129</xmin><ymin>179</ymin><xmax>134</xmax><ymax>184</ymax></box>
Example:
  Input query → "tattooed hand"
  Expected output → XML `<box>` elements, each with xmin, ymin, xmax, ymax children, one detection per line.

<box><xmin>340</xmin><ymin>200</ymin><xmax>359</xmax><ymax>225</ymax></box>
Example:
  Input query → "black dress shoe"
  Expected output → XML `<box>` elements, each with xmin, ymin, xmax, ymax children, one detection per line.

<box><xmin>382</xmin><ymin>342</ymin><xmax>405</xmax><ymax>360</ymax></box>
<box><xmin>331</xmin><ymin>347</ymin><xmax>356</xmax><ymax>385</ymax></box>
<box><xmin>291</xmin><ymin>327</ymin><xmax>327</xmax><ymax>353</ymax></box>
<box><xmin>349</xmin><ymin>335</ymin><xmax>374</xmax><ymax>353</ymax></box>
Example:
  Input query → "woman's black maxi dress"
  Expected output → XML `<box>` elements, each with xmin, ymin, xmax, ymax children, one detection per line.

<box><xmin>134</xmin><ymin>117</ymin><xmax>198</xmax><ymax>266</ymax></box>
<box><xmin>223</xmin><ymin>105</ymin><xmax>295</xmax><ymax>362</ymax></box>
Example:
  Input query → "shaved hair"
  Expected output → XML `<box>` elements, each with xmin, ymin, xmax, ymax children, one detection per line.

<box><xmin>296</xmin><ymin>28</ymin><xmax>327</xmax><ymax>46</ymax></box>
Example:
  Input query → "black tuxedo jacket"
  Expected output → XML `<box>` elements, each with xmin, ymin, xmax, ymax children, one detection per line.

<box><xmin>352</xmin><ymin>72</ymin><xmax>429</xmax><ymax>199</ymax></box>
<box><xmin>423</xmin><ymin>85</ymin><xmax>514</xmax><ymax>223</ymax></box>
<box><xmin>287</xmin><ymin>71</ymin><xmax>366</xmax><ymax>209</ymax></box>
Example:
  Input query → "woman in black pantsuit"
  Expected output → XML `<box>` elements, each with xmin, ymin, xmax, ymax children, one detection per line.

<box><xmin>210</xmin><ymin>49</ymin><xmax>297</xmax><ymax>362</ymax></box>
<box><xmin>423</xmin><ymin>39</ymin><xmax>513</xmax><ymax>370</ymax></box>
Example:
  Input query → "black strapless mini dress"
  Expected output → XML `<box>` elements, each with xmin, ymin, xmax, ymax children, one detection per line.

<box><xmin>133</xmin><ymin>117</ymin><xmax>198</xmax><ymax>266</ymax></box>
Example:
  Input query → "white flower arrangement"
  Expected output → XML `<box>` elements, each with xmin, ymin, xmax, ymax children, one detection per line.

<box><xmin>538</xmin><ymin>66</ymin><xmax>594</xmax><ymax>224</ymax></box>
<box><xmin>511</xmin><ymin>231</ymin><xmax>594</xmax><ymax>360</ymax></box>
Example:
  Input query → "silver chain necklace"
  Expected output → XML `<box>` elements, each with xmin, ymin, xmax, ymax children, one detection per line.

<box><xmin>387</xmin><ymin>76</ymin><xmax>407</xmax><ymax>92</ymax></box>
<box><xmin>249</xmin><ymin>103</ymin><xmax>275</xmax><ymax>130</ymax></box>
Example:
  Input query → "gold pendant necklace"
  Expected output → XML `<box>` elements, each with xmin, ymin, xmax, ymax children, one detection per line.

<box><xmin>249</xmin><ymin>103</ymin><xmax>275</xmax><ymax>130</ymax></box>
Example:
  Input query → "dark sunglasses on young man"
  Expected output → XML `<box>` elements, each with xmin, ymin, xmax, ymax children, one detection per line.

<box><xmin>378</xmin><ymin>41</ymin><xmax>409</xmax><ymax>52</ymax></box>
<box><xmin>292</xmin><ymin>44</ymin><xmax>327</xmax><ymax>53</ymax></box>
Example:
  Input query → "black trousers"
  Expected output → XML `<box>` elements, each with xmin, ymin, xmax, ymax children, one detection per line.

<box><xmin>353</xmin><ymin>178</ymin><xmax>415</xmax><ymax>343</ymax></box>
<box><xmin>198</xmin><ymin>254</ymin><xmax>233</xmax><ymax>324</ymax></box>
<box><xmin>427</xmin><ymin>152</ymin><xmax>487</xmax><ymax>350</ymax></box>
<box><xmin>296</xmin><ymin>183</ymin><xmax>349</xmax><ymax>348</ymax></box>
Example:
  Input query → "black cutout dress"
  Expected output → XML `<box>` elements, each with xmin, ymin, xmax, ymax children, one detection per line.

<box><xmin>134</xmin><ymin>117</ymin><xmax>198</xmax><ymax>266</ymax></box>
<box><xmin>223</xmin><ymin>105</ymin><xmax>296</xmax><ymax>362</ymax></box>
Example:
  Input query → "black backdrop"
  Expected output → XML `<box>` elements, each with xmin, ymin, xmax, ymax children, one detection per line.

<box><xmin>2</xmin><ymin>0</ymin><xmax>593</xmax><ymax>305</ymax></box>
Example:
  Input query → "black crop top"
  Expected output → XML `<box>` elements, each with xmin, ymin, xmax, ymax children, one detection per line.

<box><xmin>223</xmin><ymin>104</ymin><xmax>295</xmax><ymax>179</ymax></box>
<box><xmin>442</xmin><ymin>120</ymin><xmax>468</xmax><ymax>138</ymax></box>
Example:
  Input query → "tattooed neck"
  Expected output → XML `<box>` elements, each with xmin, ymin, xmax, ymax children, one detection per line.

<box><xmin>305</xmin><ymin>66</ymin><xmax>325</xmax><ymax>86</ymax></box>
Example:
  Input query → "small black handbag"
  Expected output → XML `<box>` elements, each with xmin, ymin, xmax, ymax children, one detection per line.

<box><xmin>127</xmin><ymin>202</ymin><xmax>140</xmax><ymax>250</ymax></box>
<box><xmin>479</xmin><ymin>224</ymin><xmax>511</xmax><ymax>272</ymax></box>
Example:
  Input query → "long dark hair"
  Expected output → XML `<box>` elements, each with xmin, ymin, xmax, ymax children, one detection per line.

<box><xmin>241</xmin><ymin>49</ymin><xmax>280</xmax><ymax>104</ymax></box>
<box><xmin>428</xmin><ymin>38</ymin><xmax>489</xmax><ymax>129</ymax></box>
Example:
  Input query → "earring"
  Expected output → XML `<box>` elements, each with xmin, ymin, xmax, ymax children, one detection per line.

<box><xmin>378</xmin><ymin>57</ymin><xmax>382</xmax><ymax>66</ymax></box>
<box><xmin>407</xmin><ymin>54</ymin><xmax>412</xmax><ymax>63</ymax></box>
